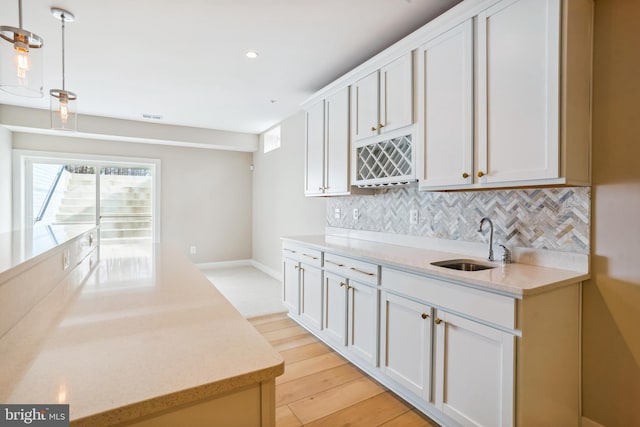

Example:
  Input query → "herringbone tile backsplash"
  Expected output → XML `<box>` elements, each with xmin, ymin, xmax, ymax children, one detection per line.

<box><xmin>326</xmin><ymin>185</ymin><xmax>591</xmax><ymax>254</ymax></box>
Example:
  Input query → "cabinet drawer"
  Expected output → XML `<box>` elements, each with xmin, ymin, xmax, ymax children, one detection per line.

<box><xmin>282</xmin><ymin>243</ymin><xmax>322</xmax><ymax>268</ymax></box>
<box><xmin>323</xmin><ymin>252</ymin><xmax>379</xmax><ymax>286</ymax></box>
<box><xmin>382</xmin><ymin>267</ymin><xmax>515</xmax><ymax>329</ymax></box>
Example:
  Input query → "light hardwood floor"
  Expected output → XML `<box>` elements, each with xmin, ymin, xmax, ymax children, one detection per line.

<box><xmin>249</xmin><ymin>313</ymin><xmax>440</xmax><ymax>427</ymax></box>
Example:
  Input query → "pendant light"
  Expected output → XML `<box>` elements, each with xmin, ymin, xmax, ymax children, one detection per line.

<box><xmin>50</xmin><ymin>8</ymin><xmax>77</xmax><ymax>131</ymax></box>
<box><xmin>0</xmin><ymin>0</ymin><xmax>44</xmax><ymax>97</ymax></box>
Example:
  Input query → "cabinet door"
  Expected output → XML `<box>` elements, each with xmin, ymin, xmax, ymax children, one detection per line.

<box><xmin>300</xmin><ymin>264</ymin><xmax>323</xmax><ymax>331</ymax></box>
<box><xmin>305</xmin><ymin>100</ymin><xmax>325</xmax><ymax>195</ymax></box>
<box><xmin>380</xmin><ymin>292</ymin><xmax>432</xmax><ymax>401</ymax></box>
<box><xmin>323</xmin><ymin>271</ymin><xmax>348</xmax><ymax>347</ymax></box>
<box><xmin>325</xmin><ymin>87</ymin><xmax>350</xmax><ymax>194</ymax></box>
<box><xmin>418</xmin><ymin>20</ymin><xmax>474</xmax><ymax>189</ymax></box>
<box><xmin>347</xmin><ymin>280</ymin><xmax>378</xmax><ymax>367</ymax></box>
<box><xmin>379</xmin><ymin>52</ymin><xmax>413</xmax><ymax>135</ymax></box>
<box><xmin>282</xmin><ymin>258</ymin><xmax>300</xmax><ymax>315</ymax></box>
<box><xmin>352</xmin><ymin>71</ymin><xmax>379</xmax><ymax>141</ymax></box>
<box><xmin>476</xmin><ymin>0</ymin><xmax>561</xmax><ymax>184</ymax></box>
<box><xmin>434</xmin><ymin>311</ymin><xmax>514</xmax><ymax>427</ymax></box>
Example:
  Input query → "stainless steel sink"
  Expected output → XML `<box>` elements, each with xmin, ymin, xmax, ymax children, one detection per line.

<box><xmin>431</xmin><ymin>259</ymin><xmax>496</xmax><ymax>271</ymax></box>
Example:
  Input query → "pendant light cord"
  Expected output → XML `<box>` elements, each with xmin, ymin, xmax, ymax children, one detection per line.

<box><xmin>18</xmin><ymin>0</ymin><xmax>23</xmax><ymax>28</ymax></box>
<box><xmin>61</xmin><ymin>13</ymin><xmax>66</xmax><ymax>91</ymax></box>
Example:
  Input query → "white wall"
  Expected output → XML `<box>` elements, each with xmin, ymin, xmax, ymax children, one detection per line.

<box><xmin>0</xmin><ymin>127</ymin><xmax>11</xmax><ymax>232</ymax></box>
<box><xmin>13</xmin><ymin>132</ymin><xmax>254</xmax><ymax>263</ymax></box>
<box><xmin>251</xmin><ymin>112</ymin><xmax>325</xmax><ymax>275</ymax></box>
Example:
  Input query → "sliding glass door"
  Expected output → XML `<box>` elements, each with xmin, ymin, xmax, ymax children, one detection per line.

<box><xmin>20</xmin><ymin>152</ymin><xmax>159</xmax><ymax>245</ymax></box>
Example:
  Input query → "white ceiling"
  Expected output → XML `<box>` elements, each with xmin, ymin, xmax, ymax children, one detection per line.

<box><xmin>0</xmin><ymin>0</ymin><xmax>461</xmax><ymax>135</ymax></box>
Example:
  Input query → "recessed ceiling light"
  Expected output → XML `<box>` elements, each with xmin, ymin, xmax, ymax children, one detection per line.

<box><xmin>246</xmin><ymin>51</ymin><xmax>259</xmax><ymax>59</ymax></box>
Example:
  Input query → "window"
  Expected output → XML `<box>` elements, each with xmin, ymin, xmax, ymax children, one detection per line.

<box><xmin>263</xmin><ymin>125</ymin><xmax>281</xmax><ymax>153</ymax></box>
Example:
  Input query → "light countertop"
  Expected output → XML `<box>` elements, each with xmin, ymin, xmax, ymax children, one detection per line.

<box><xmin>0</xmin><ymin>243</ymin><xmax>284</xmax><ymax>425</ymax></box>
<box><xmin>283</xmin><ymin>235</ymin><xmax>590</xmax><ymax>297</ymax></box>
<box><xmin>0</xmin><ymin>224</ymin><xmax>96</xmax><ymax>282</ymax></box>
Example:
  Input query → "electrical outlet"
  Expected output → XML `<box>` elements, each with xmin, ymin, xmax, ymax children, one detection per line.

<box><xmin>410</xmin><ymin>209</ymin><xmax>418</xmax><ymax>225</ymax></box>
<box><xmin>190</xmin><ymin>246</ymin><xmax>197</xmax><ymax>255</ymax></box>
<box><xmin>353</xmin><ymin>208</ymin><xmax>359</xmax><ymax>220</ymax></box>
<box><xmin>334</xmin><ymin>208</ymin><xmax>341</xmax><ymax>219</ymax></box>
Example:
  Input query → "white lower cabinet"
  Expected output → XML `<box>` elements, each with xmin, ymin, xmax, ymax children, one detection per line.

<box><xmin>282</xmin><ymin>256</ymin><xmax>300</xmax><ymax>315</ymax></box>
<box><xmin>347</xmin><ymin>280</ymin><xmax>378</xmax><ymax>366</ymax></box>
<box><xmin>299</xmin><ymin>264</ymin><xmax>323</xmax><ymax>331</ymax></box>
<box><xmin>321</xmin><ymin>272</ymin><xmax>379</xmax><ymax>367</ymax></box>
<box><xmin>380</xmin><ymin>292</ymin><xmax>433</xmax><ymax>401</ymax></box>
<box><xmin>434</xmin><ymin>310</ymin><xmax>514</xmax><ymax>427</ymax></box>
<box><xmin>283</xmin><ymin>243</ymin><xmax>580</xmax><ymax>427</ymax></box>
<box><xmin>323</xmin><ymin>271</ymin><xmax>347</xmax><ymax>346</ymax></box>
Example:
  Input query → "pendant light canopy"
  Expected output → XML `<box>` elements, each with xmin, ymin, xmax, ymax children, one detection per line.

<box><xmin>0</xmin><ymin>0</ymin><xmax>44</xmax><ymax>97</ymax></box>
<box><xmin>50</xmin><ymin>7</ymin><xmax>77</xmax><ymax>131</ymax></box>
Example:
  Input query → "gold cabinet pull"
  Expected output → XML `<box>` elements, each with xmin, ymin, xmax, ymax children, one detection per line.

<box><xmin>477</xmin><ymin>171</ymin><xmax>485</xmax><ymax>178</ymax></box>
<box><xmin>325</xmin><ymin>259</ymin><xmax>345</xmax><ymax>267</ymax></box>
<box><xmin>302</xmin><ymin>253</ymin><xmax>319</xmax><ymax>260</ymax></box>
<box><xmin>462</xmin><ymin>172</ymin><xmax>469</xmax><ymax>179</ymax></box>
<box><xmin>294</xmin><ymin>265</ymin><xmax>300</xmax><ymax>270</ymax></box>
<box><xmin>371</xmin><ymin>126</ymin><xmax>378</xmax><ymax>131</ymax></box>
<box><xmin>378</xmin><ymin>123</ymin><xmax>385</xmax><ymax>129</ymax></box>
<box><xmin>339</xmin><ymin>282</ymin><xmax>346</xmax><ymax>287</ymax></box>
<box><xmin>435</xmin><ymin>318</ymin><xmax>443</xmax><ymax>325</ymax></box>
<box><xmin>349</xmin><ymin>267</ymin><xmax>375</xmax><ymax>277</ymax></box>
<box><xmin>284</xmin><ymin>248</ymin><xmax>296</xmax><ymax>254</ymax></box>
<box><xmin>421</xmin><ymin>313</ymin><xmax>429</xmax><ymax>320</ymax></box>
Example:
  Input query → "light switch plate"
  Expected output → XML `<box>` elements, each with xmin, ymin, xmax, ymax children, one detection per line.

<box><xmin>353</xmin><ymin>208</ymin><xmax>359</xmax><ymax>220</ymax></box>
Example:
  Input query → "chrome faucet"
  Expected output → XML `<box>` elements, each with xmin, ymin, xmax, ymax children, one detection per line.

<box><xmin>478</xmin><ymin>217</ymin><xmax>494</xmax><ymax>262</ymax></box>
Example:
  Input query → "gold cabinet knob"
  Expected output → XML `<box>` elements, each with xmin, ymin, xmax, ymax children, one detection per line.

<box><xmin>462</xmin><ymin>172</ymin><xmax>469</xmax><ymax>179</ymax></box>
<box><xmin>339</xmin><ymin>282</ymin><xmax>345</xmax><ymax>287</ymax></box>
<box><xmin>378</xmin><ymin>123</ymin><xmax>385</xmax><ymax>129</ymax></box>
<box><xmin>371</xmin><ymin>126</ymin><xmax>378</xmax><ymax>131</ymax></box>
<box><xmin>435</xmin><ymin>318</ymin><xmax>443</xmax><ymax>325</ymax></box>
<box><xmin>421</xmin><ymin>313</ymin><xmax>429</xmax><ymax>320</ymax></box>
<box><xmin>477</xmin><ymin>171</ymin><xmax>485</xmax><ymax>178</ymax></box>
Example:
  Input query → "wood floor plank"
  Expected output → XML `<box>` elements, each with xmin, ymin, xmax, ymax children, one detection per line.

<box><xmin>303</xmin><ymin>392</ymin><xmax>411</xmax><ymax>427</ymax></box>
<box><xmin>287</xmin><ymin>377</ymin><xmax>385</xmax><ymax>424</ymax></box>
<box><xmin>276</xmin><ymin>405</ymin><xmax>302</xmax><ymax>427</ymax></box>
<box><xmin>276</xmin><ymin>363</ymin><xmax>364</xmax><ymax>406</ymax></box>
<box><xmin>277</xmin><ymin>352</ymin><xmax>348</xmax><ymax>385</ymax></box>
<box><xmin>263</xmin><ymin>325</ymin><xmax>308</xmax><ymax>342</ymax></box>
<box><xmin>248</xmin><ymin>312</ymin><xmax>289</xmax><ymax>325</ymax></box>
<box><xmin>280</xmin><ymin>341</ymin><xmax>331</xmax><ymax>364</ymax></box>
<box><xmin>271</xmin><ymin>334</ymin><xmax>319</xmax><ymax>352</ymax></box>
<box><xmin>253</xmin><ymin>317</ymin><xmax>298</xmax><ymax>333</ymax></box>
<box><xmin>253</xmin><ymin>308</ymin><xmax>440</xmax><ymax>427</ymax></box>
<box><xmin>379</xmin><ymin>409</ymin><xmax>439</xmax><ymax>427</ymax></box>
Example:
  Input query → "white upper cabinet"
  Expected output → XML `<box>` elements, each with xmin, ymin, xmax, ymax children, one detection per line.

<box><xmin>417</xmin><ymin>19</ymin><xmax>474</xmax><ymax>189</ymax></box>
<box><xmin>379</xmin><ymin>53</ymin><xmax>414</xmax><ymax>136</ymax></box>
<box><xmin>352</xmin><ymin>53</ymin><xmax>413</xmax><ymax>142</ymax></box>
<box><xmin>304</xmin><ymin>100</ymin><xmax>325</xmax><ymax>196</ymax></box>
<box><xmin>352</xmin><ymin>72</ymin><xmax>380</xmax><ymax>141</ymax></box>
<box><xmin>417</xmin><ymin>0</ymin><xmax>592</xmax><ymax>190</ymax></box>
<box><xmin>304</xmin><ymin>86</ymin><xmax>351</xmax><ymax>196</ymax></box>
<box><xmin>303</xmin><ymin>0</ymin><xmax>592</xmax><ymax>192</ymax></box>
<box><xmin>476</xmin><ymin>0</ymin><xmax>561</xmax><ymax>185</ymax></box>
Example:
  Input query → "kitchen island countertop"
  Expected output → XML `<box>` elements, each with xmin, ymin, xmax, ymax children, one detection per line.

<box><xmin>0</xmin><ymin>242</ymin><xmax>284</xmax><ymax>425</ymax></box>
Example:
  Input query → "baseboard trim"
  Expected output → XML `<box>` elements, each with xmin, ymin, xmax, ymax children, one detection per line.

<box><xmin>196</xmin><ymin>259</ymin><xmax>253</xmax><ymax>270</ymax></box>
<box><xmin>249</xmin><ymin>260</ymin><xmax>282</xmax><ymax>282</ymax></box>
<box><xmin>582</xmin><ymin>416</ymin><xmax>605</xmax><ymax>427</ymax></box>
<box><xmin>196</xmin><ymin>259</ymin><xmax>282</xmax><ymax>282</ymax></box>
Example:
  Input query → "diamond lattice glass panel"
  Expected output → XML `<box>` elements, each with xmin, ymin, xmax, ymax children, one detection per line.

<box><xmin>356</xmin><ymin>135</ymin><xmax>412</xmax><ymax>182</ymax></box>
